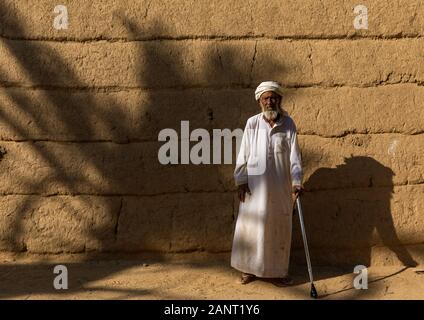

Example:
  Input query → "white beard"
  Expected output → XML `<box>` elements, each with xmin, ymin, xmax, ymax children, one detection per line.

<box><xmin>263</xmin><ymin>110</ymin><xmax>279</xmax><ymax>121</ymax></box>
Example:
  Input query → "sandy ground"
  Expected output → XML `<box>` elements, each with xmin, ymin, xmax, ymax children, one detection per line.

<box><xmin>0</xmin><ymin>252</ymin><xmax>423</xmax><ymax>300</ymax></box>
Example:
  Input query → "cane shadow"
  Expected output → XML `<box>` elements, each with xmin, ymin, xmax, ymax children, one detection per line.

<box><xmin>289</xmin><ymin>156</ymin><xmax>417</xmax><ymax>287</ymax></box>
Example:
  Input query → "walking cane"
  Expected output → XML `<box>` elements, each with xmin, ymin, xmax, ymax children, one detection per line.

<box><xmin>294</xmin><ymin>194</ymin><xmax>318</xmax><ymax>299</ymax></box>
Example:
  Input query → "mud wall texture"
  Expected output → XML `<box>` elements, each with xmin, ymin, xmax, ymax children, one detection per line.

<box><xmin>0</xmin><ymin>0</ymin><xmax>423</xmax><ymax>266</ymax></box>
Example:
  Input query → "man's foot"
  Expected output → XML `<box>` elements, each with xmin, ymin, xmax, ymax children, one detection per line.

<box><xmin>240</xmin><ymin>273</ymin><xmax>256</xmax><ymax>285</ymax></box>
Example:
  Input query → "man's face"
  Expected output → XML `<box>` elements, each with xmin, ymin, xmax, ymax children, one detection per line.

<box><xmin>259</xmin><ymin>91</ymin><xmax>282</xmax><ymax>121</ymax></box>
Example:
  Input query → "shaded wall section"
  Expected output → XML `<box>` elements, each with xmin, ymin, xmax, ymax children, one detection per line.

<box><xmin>0</xmin><ymin>0</ymin><xmax>423</xmax><ymax>266</ymax></box>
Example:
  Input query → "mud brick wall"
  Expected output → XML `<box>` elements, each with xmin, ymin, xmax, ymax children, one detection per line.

<box><xmin>0</xmin><ymin>0</ymin><xmax>423</xmax><ymax>266</ymax></box>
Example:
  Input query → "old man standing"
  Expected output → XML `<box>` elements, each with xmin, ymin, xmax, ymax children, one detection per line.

<box><xmin>231</xmin><ymin>81</ymin><xmax>303</xmax><ymax>285</ymax></box>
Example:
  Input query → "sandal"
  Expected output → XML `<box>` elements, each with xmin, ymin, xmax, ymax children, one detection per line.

<box><xmin>240</xmin><ymin>273</ymin><xmax>256</xmax><ymax>285</ymax></box>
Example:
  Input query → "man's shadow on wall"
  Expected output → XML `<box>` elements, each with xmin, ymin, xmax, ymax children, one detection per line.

<box><xmin>291</xmin><ymin>156</ymin><xmax>417</xmax><ymax>278</ymax></box>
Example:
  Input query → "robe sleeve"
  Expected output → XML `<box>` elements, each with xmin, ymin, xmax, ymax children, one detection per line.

<box><xmin>290</xmin><ymin>123</ymin><xmax>303</xmax><ymax>187</ymax></box>
<box><xmin>234</xmin><ymin>120</ymin><xmax>251</xmax><ymax>186</ymax></box>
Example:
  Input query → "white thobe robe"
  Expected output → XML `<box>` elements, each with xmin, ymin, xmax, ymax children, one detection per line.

<box><xmin>231</xmin><ymin>112</ymin><xmax>303</xmax><ymax>278</ymax></box>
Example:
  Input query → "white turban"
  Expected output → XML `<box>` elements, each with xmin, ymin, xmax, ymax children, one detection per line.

<box><xmin>254</xmin><ymin>81</ymin><xmax>284</xmax><ymax>101</ymax></box>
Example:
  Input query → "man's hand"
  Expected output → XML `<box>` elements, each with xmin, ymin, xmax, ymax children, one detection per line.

<box><xmin>292</xmin><ymin>185</ymin><xmax>304</xmax><ymax>203</ymax></box>
<box><xmin>292</xmin><ymin>185</ymin><xmax>303</xmax><ymax>195</ymax></box>
<box><xmin>237</xmin><ymin>183</ymin><xmax>251</xmax><ymax>202</ymax></box>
